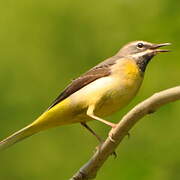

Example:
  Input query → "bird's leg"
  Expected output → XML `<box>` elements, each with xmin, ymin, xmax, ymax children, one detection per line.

<box><xmin>80</xmin><ymin>122</ymin><xmax>103</xmax><ymax>143</ymax></box>
<box><xmin>80</xmin><ymin>122</ymin><xmax>104</xmax><ymax>153</ymax></box>
<box><xmin>87</xmin><ymin>105</ymin><xmax>117</xmax><ymax>128</ymax></box>
<box><xmin>81</xmin><ymin>122</ymin><xmax>117</xmax><ymax>157</ymax></box>
<box><xmin>87</xmin><ymin>105</ymin><xmax>117</xmax><ymax>143</ymax></box>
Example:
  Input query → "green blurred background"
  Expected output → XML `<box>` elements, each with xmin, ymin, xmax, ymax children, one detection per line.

<box><xmin>0</xmin><ymin>0</ymin><xmax>180</xmax><ymax>179</ymax></box>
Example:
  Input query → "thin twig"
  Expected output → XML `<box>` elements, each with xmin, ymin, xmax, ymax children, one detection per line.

<box><xmin>70</xmin><ymin>86</ymin><xmax>180</xmax><ymax>180</ymax></box>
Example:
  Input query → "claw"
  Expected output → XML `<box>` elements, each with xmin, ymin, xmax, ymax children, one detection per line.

<box><xmin>95</xmin><ymin>141</ymin><xmax>117</xmax><ymax>158</ymax></box>
<box><xmin>111</xmin><ymin>151</ymin><xmax>117</xmax><ymax>158</ymax></box>
<box><xmin>95</xmin><ymin>141</ymin><xmax>104</xmax><ymax>154</ymax></box>
<box><xmin>127</xmin><ymin>132</ymin><xmax>130</xmax><ymax>139</ymax></box>
<box><xmin>108</xmin><ymin>130</ymin><xmax>116</xmax><ymax>143</ymax></box>
<box><xmin>108</xmin><ymin>135</ymin><xmax>116</xmax><ymax>143</ymax></box>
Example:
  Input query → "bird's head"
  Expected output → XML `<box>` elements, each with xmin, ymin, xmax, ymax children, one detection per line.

<box><xmin>117</xmin><ymin>41</ymin><xmax>171</xmax><ymax>72</ymax></box>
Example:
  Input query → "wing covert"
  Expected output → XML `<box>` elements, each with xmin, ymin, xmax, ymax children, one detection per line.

<box><xmin>47</xmin><ymin>56</ymin><xmax>119</xmax><ymax>110</ymax></box>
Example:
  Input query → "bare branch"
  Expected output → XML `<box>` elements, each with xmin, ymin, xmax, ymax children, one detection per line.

<box><xmin>70</xmin><ymin>86</ymin><xmax>180</xmax><ymax>180</ymax></box>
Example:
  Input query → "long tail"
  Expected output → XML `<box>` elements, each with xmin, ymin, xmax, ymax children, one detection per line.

<box><xmin>0</xmin><ymin>124</ymin><xmax>39</xmax><ymax>151</ymax></box>
<box><xmin>0</xmin><ymin>99</ymin><xmax>71</xmax><ymax>151</ymax></box>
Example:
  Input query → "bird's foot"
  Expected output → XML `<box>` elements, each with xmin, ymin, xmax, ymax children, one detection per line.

<box><xmin>95</xmin><ymin>141</ymin><xmax>104</xmax><ymax>153</ymax></box>
<box><xmin>108</xmin><ymin>124</ymin><xmax>118</xmax><ymax>143</ymax></box>
<box><xmin>95</xmin><ymin>141</ymin><xmax>117</xmax><ymax>158</ymax></box>
<box><xmin>111</xmin><ymin>150</ymin><xmax>117</xmax><ymax>158</ymax></box>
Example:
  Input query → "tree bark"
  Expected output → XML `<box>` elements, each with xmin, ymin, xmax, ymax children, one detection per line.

<box><xmin>70</xmin><ymin>86</ymin><xmax>180</xmax><ymax>180</ymax></box>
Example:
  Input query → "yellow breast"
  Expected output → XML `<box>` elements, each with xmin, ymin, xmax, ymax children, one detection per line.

<box><xmin>112</xmin><ymin>58</ymin><xmax>142</xmax><ymax>82</ymax></box>
<box><xmin>94</xmin><ymin>58</ymin><xmax>143</xmax><ymax>116</ymax></box>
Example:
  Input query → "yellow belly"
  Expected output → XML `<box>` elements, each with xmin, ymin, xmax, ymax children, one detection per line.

<box><xmin>32</xmin><ymin>58</ymin><xmax>143</xmax><ymax>130</ymax></box>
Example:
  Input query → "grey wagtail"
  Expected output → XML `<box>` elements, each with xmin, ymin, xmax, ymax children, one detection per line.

<box><xmin>0</xmin><ymin>40</ymin><xmax>170</xmax><ymax>150</ymax></box>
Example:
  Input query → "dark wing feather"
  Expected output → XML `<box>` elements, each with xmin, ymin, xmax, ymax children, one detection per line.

<box><xmin>47</xmin><ymin>56</ymin><xmax>119</xmax><ymax>110</ymax></box>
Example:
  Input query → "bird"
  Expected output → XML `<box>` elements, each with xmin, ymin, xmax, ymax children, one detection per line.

<box><xmin>0</xmin><ymin>40</ymin><xmax>170</xmax><ymax>150</ymax></box>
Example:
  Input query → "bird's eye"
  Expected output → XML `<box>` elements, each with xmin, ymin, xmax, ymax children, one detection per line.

<box><xmin>137</xmin><ymin>43</ymin><xmax>144</xmax><ymax>48</ymax></box>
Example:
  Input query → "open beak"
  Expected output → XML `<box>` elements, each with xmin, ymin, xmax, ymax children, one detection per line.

<box><xmin>151</xmin><ymin>43</ymin><xmax>171</xmax><ymax>53</ymax></box>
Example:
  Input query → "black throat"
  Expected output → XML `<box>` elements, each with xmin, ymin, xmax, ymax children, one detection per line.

<box><xmin>136</xmin><ymin>53</ymin><xmax>154</xmax><ymax>72</ymax></box>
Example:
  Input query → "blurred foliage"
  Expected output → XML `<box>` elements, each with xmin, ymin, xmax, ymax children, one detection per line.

<box><xmin>0</xmin><ymin>0</ymin><xmax>180</xmax><ymax>179</ymax></box>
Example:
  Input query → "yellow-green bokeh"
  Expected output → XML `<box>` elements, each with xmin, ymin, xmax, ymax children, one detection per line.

<box><xmin>0</xmin><ymin>0</ymin><xmax>180</xmax><ymax>179</ymax></box>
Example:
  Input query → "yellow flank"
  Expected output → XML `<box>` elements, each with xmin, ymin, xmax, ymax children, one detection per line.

<box><xmin>31</xmin><ymin>98</ymin><xmax>75</xmax><ymax>130</ymax></box>
<box><xmin>31</xmin><ymin>58</ymin><xmax>143</xmax><ymax>131</ymax></box>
